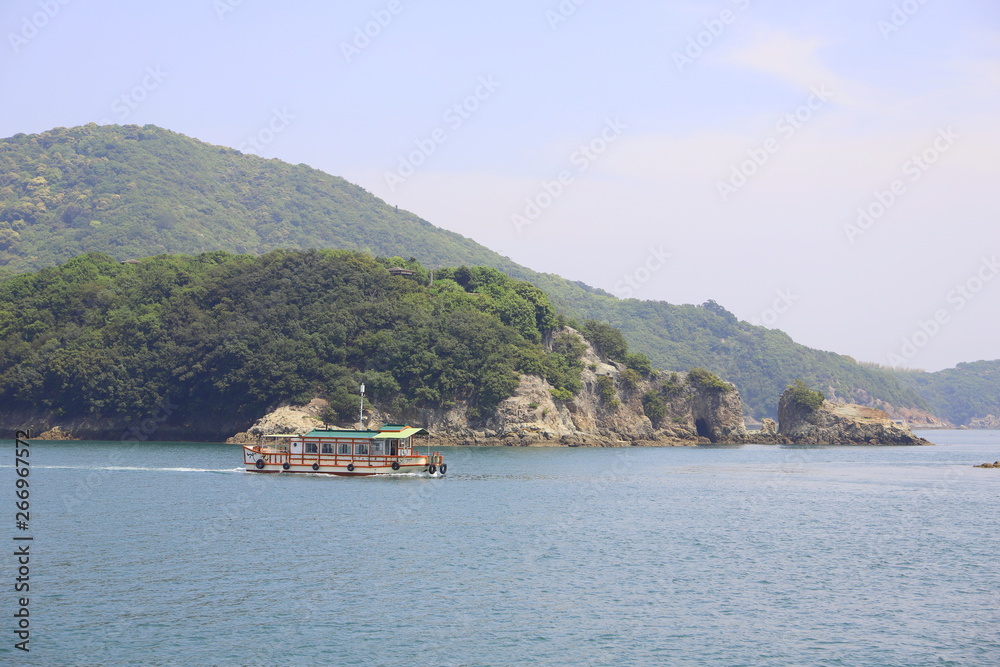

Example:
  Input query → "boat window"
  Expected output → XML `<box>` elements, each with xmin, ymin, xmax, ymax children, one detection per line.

<box><xmin>321</xmin><ymin>443</ymin><xmax>334</xmax><ymax>454</ymax></box>
<box><xmin>371</xmin><ymin>441</ymin><xmax>384</xmax><ymax>455</ymax></box>
<box><xmin>305</xmin><ymin>442</ymin><xmax>318</xmax><ymax>454</ymax></box>
<box><xmin>356</xmin><ymin>442</ymin><xmax>369</xmax><ymax>455</ymax></box>
<box><xmin>337</xmin><ymin>442</ymin><xmax>350</xmax><ymax>455</ymax></box>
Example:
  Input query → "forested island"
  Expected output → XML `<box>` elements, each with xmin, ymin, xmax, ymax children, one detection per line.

<box><xmin>1</xmin><ymin>124</ymin><xmax>997</xmax><ymax>429</ymax></box>
<box><xmin>0</xmin><ymin>250</ymin><xmax>927</xmax><ymax>446</ymax></box>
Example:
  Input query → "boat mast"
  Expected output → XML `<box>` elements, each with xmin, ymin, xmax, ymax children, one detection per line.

<box><xmin>358</xmin><ymin>383</ymin><xmax>365</xmax><ymax>430</ymax></box>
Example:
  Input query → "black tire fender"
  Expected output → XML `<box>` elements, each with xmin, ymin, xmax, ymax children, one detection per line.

<box><xmin>282</xmin><ymin>462</ymin><xmax>290</xmax><ymax>470</ymax></box>
<box><xmin>255</xmin><ymin>459</ymin><xmax>265</xmax><ymax>470</ymax></box>
<box><xmin>428</xmin><ymin>464</ymin><xmax>437</xmax><ymax>475</ymax></box>
<box><xmin>312</xmin><ymin>463</ymin><xmax>320</xmax><ymax>471</ymax></box>
<box><xmin>347</xmin><ymin>463</ymin><xmax>355</xmax><ymax>472</ymax></box>
<box><xmin>439</xmin><ymin>463</ymin><xmax>447</xmax><ymax>475</ymax></box>
<box><xmin>391</xmin><ymin>461</ymin><xmax>400</xmax><ymax>471</ymax></box>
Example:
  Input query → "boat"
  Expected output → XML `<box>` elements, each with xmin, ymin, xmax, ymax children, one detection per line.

<box><xmin>242</xmin><ymin>423</ymin><xmax>446</xmax><ymax>476</ymax></box>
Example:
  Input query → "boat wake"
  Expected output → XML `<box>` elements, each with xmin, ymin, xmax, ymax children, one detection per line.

<box><xmin>21</xmin><ymin>465</ymin><xmax>245</xmax><ymax>474</ymax></box>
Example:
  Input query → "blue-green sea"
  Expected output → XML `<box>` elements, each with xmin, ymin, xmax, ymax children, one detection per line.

<box><xmin>3</xmin><ymin>430</ymin><xmax>999</xmax><ymax>666</ymax></box>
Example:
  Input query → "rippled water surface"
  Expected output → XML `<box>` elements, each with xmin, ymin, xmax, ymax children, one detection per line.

<box><xmin>4</xmin><ymin>430</ymin><xmax>999</xmax><ymax>665</ymax></box>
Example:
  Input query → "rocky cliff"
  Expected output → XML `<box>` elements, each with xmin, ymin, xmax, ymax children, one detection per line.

<box><xmin>968</xmin><ymin>414</ymin><xmax>1000</xmax><ymax>429</ymax></box>
<box><xmin>775</xmin><ymin>390</ymin><xmax>932</xmax><ymax>446</ymax></box>
<box><xmin>225</xmin><ymin>398</ymin><xmax>329</xmax><ymax>444</ymax></box>
<box><xmin>229</xmin><ymin>328</ymin><xmax>749</xmax><ymax>447</ymax></box>
<box><xmin>816</xmin><ymin>385</ymin><xmax>950</xmax><ymax>428</ymax></box>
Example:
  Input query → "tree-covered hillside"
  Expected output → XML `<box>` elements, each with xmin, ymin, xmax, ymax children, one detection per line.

<box><xmin>0</xmin><ymin>250</ymin><xmax>595</xmax><ymax>439</ymax></box>
<box><xmin>895</xmin><ymin>361</ymin><xmax>1000</xmax><ymax>426</ymax></box>
<box><xmin>0</xmin><ymin>124</ymin><xmax>508</xmax><ymax>272</ymax></box>
<box><xmin>0</xmin><ymin>124</ymin><xmax>986</xmax><ymax>421</ymax></box>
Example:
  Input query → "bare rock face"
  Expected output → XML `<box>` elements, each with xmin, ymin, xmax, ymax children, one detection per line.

<box><xmin>472</xmin><ymin>331</ymin><xmax>748</xmax><ymax>446</ymax></box>
<box><xmin>969</xmin><ymin>414</ymin><xmax>1000</xmax><ymax>429</ymax></box>
<box><xmin>226</xmin><ymin>398</ymin><xmax>328</xmax><ymax>444</ymax></box>
<box><xmin>876</xmin><ymin>404</ymin><xmax>951</xmax><ymax>429</ymax></box>
<box><xmin>226</xmin><ymin>329</ymin><xmax>752</xmax><ymax>447</ymax></box>
<box><xmin>36</xmin><ymin>426</ymin><xmax>77</xmax><ymax>440</ymax></box>
<box><xmin>689</xmin><ymin>381</ymin><xmax>747</xmax><ymax>443</ymax></box>
<box><xmin>778</xmin><ymin>391</ymin><xmax>931</xmax><ymax>446</ymax></box>
<box><xmin>818</xmin><ymin>386</ymin><xmax>950</xmax><ymax>429</ymax></box>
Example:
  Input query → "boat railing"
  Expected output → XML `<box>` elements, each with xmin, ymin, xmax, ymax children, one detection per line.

<box><xmin>250</xmin><ymin>448</ymin><xmax>429</xmax><ymax>468</ymax></box>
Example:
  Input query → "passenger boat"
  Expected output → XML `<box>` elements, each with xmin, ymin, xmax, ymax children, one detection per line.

<box><xmin>242</xmin><ymin>423</ymin><xmax>446</xmax><ymax>476</ymax></box>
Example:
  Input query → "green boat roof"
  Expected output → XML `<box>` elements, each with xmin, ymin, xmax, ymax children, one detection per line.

<box><xmin>301</xmin><ymin>429</ymin><xmax>380</xmax><ymax>439</ymax></box>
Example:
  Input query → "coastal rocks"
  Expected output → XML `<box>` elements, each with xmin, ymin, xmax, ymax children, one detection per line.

<box><xmin>473</xmin><ymin>330</ymin><xmax>747</xmax><ymax>446</ymax></box>
<box><xmin>225</xmin><ymin>330</ymin><xmax>751</xmax><ymax>448</ymax></box>
<box><xmin>36</xmin><ymin>426</ymin><xmax>77</xmax><ymax>440</ymax></box>
<box><xmin>778</xmin><ymin>390</ymin><xmax>931</xmax><ymax>446</ymax></box>
<box><xmin>689</xmin><ymin>379</ymin><xmax>747</xmax><ymax>443</ymax></box>
<box><xmin>226</xmin><ymin>398</ymin><xmax>328</xmax><ymax>444</ymax></box>
<box><xmin>817</xmin><ymin>386</ymin><xmax>950</xmax><ymax>429</ymax></box>
<box><xmin>877</xmin><ymin>404</ymin><xmax>951</xmax><ymax>429</ymax></box>
<box><xmin>973</xmin><ymin>461</ymin><xmax>1000</xmax><ymax>468</ymax></box>
<box><xmin>969</xmin><ymin>414</ymin><xmax>1000</xmax><ymax>429</ymax></box>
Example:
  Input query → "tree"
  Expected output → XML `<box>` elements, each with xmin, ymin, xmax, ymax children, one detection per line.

<box><xmin>785</xmin><ymin>379</ymin><xmax>824</xmax><ymax>411</ymax></box>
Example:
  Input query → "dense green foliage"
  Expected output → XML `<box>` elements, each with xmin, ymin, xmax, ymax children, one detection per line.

<box><xmin>640</xmin><ymin>391</ymin><xmax>668</xmax><ymax>426</ymax></box>
<box><xmin>895</xmin><ymin>361</ymin><xmax>1000</xmax><ymax>425</ymax></box>
<box><xmin>0</xmin><ymin>250</ymin><xmax>575</xmax><ymax>426</ymax></box>
<box><xmin>581</xmin><ymin>320</ymin><xmax>628</xmax><ymax>362</ymax></box>
<box><xmin>687</xmin><ymin>367</ymin><xmax>731</xmax><ymax>393</ymax></box>
<box><xmin>784</xmin><ymin>379</ymin><xmax>825</xmax><ymax>412</ymax></box>
<box><xmin>0</xmin><ymin>124</ymin><xmax>505</xmax><ymax>272</ymax></box>
<box><xmin>595</xmin><ymin>375</ymin><xmax>619</xmax><ymax>408</ymax></box>
<box><xmin>550</xmin><ymin>295</ymin><xmax>930</xmax><ymax>420</ymax></box>
<box><xmin>0</xmin><ymin>124</ymin><xmax>985</xmax><ymax>420</ymax></box>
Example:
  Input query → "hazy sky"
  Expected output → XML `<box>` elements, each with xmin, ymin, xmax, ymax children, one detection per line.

<box><xmin>2</xmin><ymin>0</ymin><xmax>998</xmax><ymax>371</ymax></box>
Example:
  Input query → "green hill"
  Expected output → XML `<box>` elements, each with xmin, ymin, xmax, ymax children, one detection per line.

<box><xmin>0</xmin><ymin>250</ymin><xmax>590</xmax><ymax>440</ymax></box>
<box><xmin>895</xmin><ymin>361</ymin><xmax>1000</xmax><ymax>426</ymax></box>
<box><xmin>0</xmin><ymin>123</ymin><xmax>989</xmax><ymax>422</ymax></box>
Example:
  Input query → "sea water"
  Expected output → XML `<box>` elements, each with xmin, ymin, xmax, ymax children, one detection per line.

<box><xmin>2</xmin><ymin>430</ymin><xmax>998</xmax><ymax>666</ymax></box>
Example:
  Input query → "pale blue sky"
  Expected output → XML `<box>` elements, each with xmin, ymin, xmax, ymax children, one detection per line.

<box><xmin>3</xmin><ymin>0</ymin><xmax>998</xmax><ymax>371</ymax></box>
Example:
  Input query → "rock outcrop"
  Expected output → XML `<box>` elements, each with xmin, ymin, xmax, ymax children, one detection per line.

<box><xmin>969</xmin><ymin>414</ymin><xmax>1000</xmax><ymax>429</ymax></box>
<box><xmin>876</xmin><ymin>404</ymin><xmax>951</xmax><ymax>429</ymax></box>
<box><xmin>815</xmin><ymin>385</ymin><xmax>950</xmax><ymax>428</ymax></box>
<box><xmin>35</xmin><ymin>426</ymin><xmax>77</xmax><ymax>440</ymax></box>
<box><xmin>777</xmin><ymin>390</ymin><xmax>932</xmax><ymax>446</ymax></box>
<box><xmin>228</xmin><ymin>328</ymin><xmax>750</xmax><ymax>447</ymax></box>
<box><xmin>224</xmin><ymin>332</ymin><xmax>938</xmax><ymax>449</ymax></box>
<box><xmin>973</xmin><ymin>461</ymin><xmax>1000</xmax><ymax>468</ymax></box>
<box><xmin>226</xmin><ymin>398</ymin><xmax>329</xmax><ymax>444</ymax></box>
